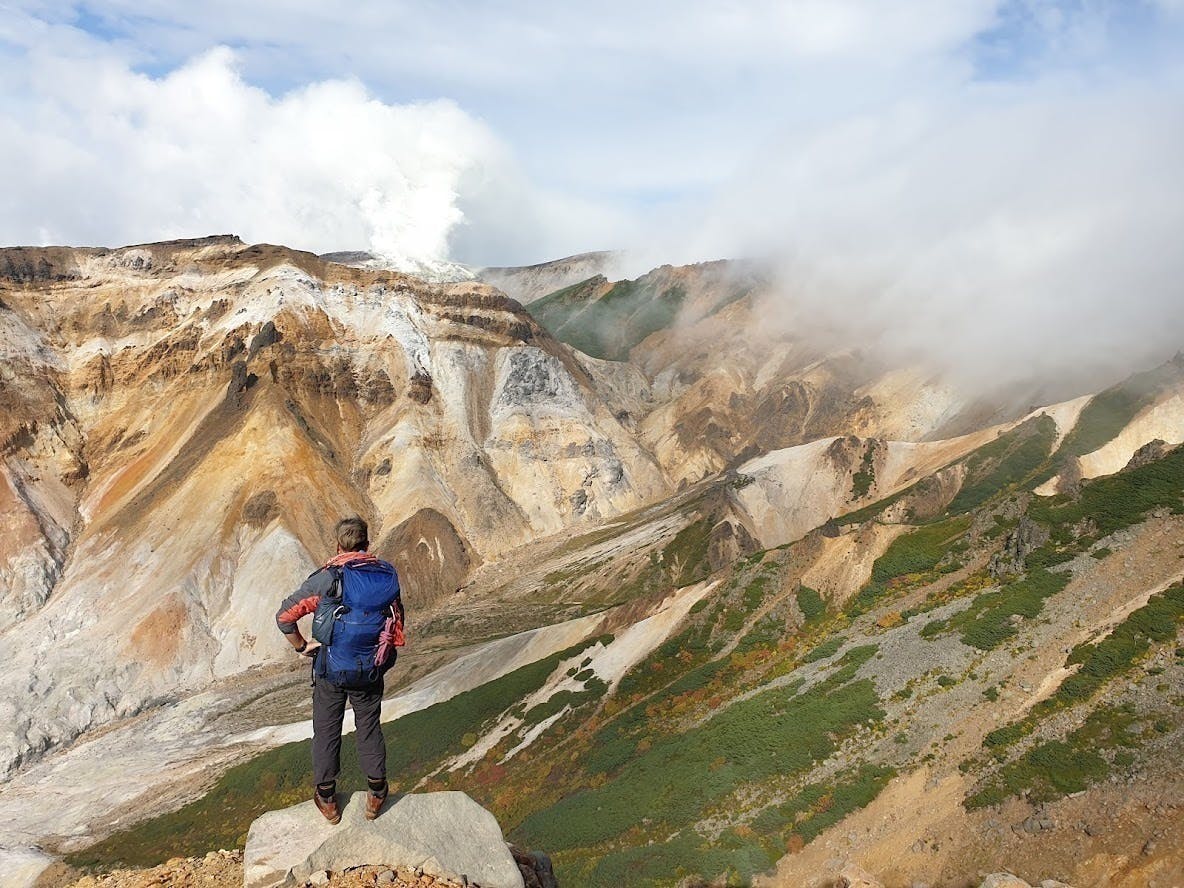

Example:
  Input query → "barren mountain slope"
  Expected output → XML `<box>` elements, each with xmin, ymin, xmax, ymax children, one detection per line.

<box><xmin>477</xmin><ymin>252</ymin><xmax>618</xmax><ymax>305</ymax></box>
<box><xmin>0</xmin><ymin>237</ymin><xmax>671</xmax><ymax>780</ymax></box>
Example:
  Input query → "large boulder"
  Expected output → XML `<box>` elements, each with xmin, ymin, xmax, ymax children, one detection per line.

<box><xmin>243</xmin><ymin>791</ymin><xmax>525</xmax><ymax>888</ymax></box>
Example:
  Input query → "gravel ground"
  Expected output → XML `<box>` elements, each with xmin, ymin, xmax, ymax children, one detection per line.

<box><xmin>51</xmin><ymin>852</ymin><xmax>467</xmax><ymax>888</ymax></box>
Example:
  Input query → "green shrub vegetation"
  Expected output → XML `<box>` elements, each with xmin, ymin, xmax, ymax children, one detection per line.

<box><xmin>796</xmin><ymin>585</ymin><xmax>826</xmax><ymax>623</ymax></box>
<box><xmin>734</xmin><ymin>612</ymin><xmax>786</xmax><ymax>655</ymax></box>
<box><xmin>803</xmin><ymin>635</ymin><xmax>844</xmax><ymax>663</ymax></box>
<box><xmin>578</xmin><ymin>828</ymin><xmax>773</xmax><ymax>888</ymax></box>
<box><xmin>1027</xmin><ymin>444</ymin><xmax>1184</xmax><ymax>548</ymax></box>
<box><xmin>663</xmin><ymin>516</ymin><xmax>714</xmax><ymax>587</ymax></box>
<box><xmin>1058</xmin><ymin>582</ymin><xmax>1184</xmax><ymax>702</ymax></box>
<box><xmin>852</xmin><ymin>442</ymin><xmax>877</xmax><ymax>499</ymax></box>
<box><xmin>514</xmin><ymin>670</ymin><xmax>884</xmax><ymax>854</ymax></box>
<box><xmin>946</xmin><ymin>416</ymin><xmax>1056</xmax><ymax>514</ymax></box>
<box><xmin>522</xmin><ymin>676</ymin><xmax>609</xmax><ymax>726</ymax></box>
<box><xmin>530</xmin><ymin>277</ymin><xmax>688</xmax><ymax>361</ymax></box>
<box><xmin>69</xmin><ymin>639</ymin><xmax>605</xmax><ymax>868</ymax></box>
<box><xmin>1055</xmin><ymin>380</ymin><xmax>1157</xmax><ymax>460</ymax></box>
<box><xmin>750</xmin><ymin>762</ymin><xmax>896</xmax><ymax>849</ymax></box>
<box><xmin>982</xmin><ymin>582</ymin><xmax>1184</xmax><ymax>750</ymax></box>
<box><xmin>838</xmin><ymin>482</ymin><xmax>917</xmax><ymax>525</ymax></box>
<box><xmin>928</xmin><ymin>568</ymin><xmax>1069</xmax><ymax>651</ymax></box>
<box><xmin>847</xmin><ymin>516</ymin><xmax>971</xmax><ymax>614</ymax></box>
<box><xmin>967</xmin><ymin>705</ymin><xmax>1141</xmax><ymax>808</ymax></box>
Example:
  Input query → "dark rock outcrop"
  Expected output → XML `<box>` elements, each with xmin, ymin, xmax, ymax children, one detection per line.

<box><xmin>381</xmin><ymin>509</ymin><xmax>478</xmax><ymax>610</ymax></box>
<box><xmin>989</xmin><ymin>516</ymin><xmax>1050</xmax><ymax>578</ymax></box>
<box><xmin>1124</xmin><ymin>439</ymin><xmax>1168</xmax><ymax>471</ymax></box>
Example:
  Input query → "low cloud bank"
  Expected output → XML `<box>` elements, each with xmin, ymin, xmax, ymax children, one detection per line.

<box><xmin>634</xmin><ymin>79</ymin><xmax>1184</xmax><ymax>394</ymax></box>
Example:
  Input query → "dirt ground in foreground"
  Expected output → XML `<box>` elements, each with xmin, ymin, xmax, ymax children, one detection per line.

<box><xmin>38</xmin><ymin>853</ymin><xmax>464</xmax><ymax>888</ymax></box>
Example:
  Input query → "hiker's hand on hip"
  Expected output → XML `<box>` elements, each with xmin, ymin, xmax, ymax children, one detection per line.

<box><xmin>299</xmin><ymin>642</ymin><xmax>321</xmax><ymax>658</ymax></box>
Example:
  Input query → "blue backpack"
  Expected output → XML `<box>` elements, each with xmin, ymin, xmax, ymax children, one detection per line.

<box><xmin>311</xmin><ymin>560</ymin><xmax>402</xmax><ymax>688</ymax></box>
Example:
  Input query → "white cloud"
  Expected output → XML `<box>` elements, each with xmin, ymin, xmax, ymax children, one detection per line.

<box><xmin>0</xmin><ymin>44</ymin><xmax>506</xmax><ymax>262</ymax></box>
<box><xmin>5</xmin><ymin>1</ymin><xmax>1009</xmax><ymax>257</ymax></box>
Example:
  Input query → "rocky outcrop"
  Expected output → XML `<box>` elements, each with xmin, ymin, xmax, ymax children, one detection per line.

<box><xmin>978</xmin><ymin>876</ymin><xmax>1076</xmax><ymax>888</ymax></box>
<box><xmin>381</xmin><ymin>508</ymin><xmax>477</xmax><ymax>610</ymax></box>
<box><xmin>979</xmin><ymin>876</ymin><xmax>1033</xmax><ymax>888</ymax></box>
<box><xmin>243</xmin><ymin>792</ymin><xmax>525</xmax><ymax>888</ymax></box>
<box><xmin>1124</xmin><ymin>438</ymin><xmax>1168</xmax><ymax>470</ymax></box>
<box><xmin>508</xmin><ymin>846</ymin><xmax>558</xmax><ymax>888</ymax></box>
<box><xmin>988</xmin><ymin>516</ymin><xmax>1051</xmax><ymax>579</ymax></box>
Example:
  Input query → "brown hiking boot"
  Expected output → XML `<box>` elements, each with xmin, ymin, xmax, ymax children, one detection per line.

<box><xmin>313</xmin><ymin>791</ymin><xmax>341</xmax><ymax>824</ymax></box>
<box><xmin>364</xmin><ymin>788</ymin><xmax>388</xmax><ymax>820</ymax></box>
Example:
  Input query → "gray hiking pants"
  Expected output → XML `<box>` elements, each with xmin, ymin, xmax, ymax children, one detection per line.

<box><xmin>312</xmin><ymin>676</ymin><xmax>386</xmax><ymax>786</ymax></box>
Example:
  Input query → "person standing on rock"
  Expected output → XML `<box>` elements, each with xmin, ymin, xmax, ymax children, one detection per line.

<box><xmin>275</xmin><ymin>516</ymin><xmax>404</xmax><ymax>823</ymax></box>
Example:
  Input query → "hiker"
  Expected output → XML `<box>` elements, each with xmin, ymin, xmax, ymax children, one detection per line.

<box><xmin>275</xmin><ymin>516</ymin><xmax>404</xmax><ymax>824</ymax></box>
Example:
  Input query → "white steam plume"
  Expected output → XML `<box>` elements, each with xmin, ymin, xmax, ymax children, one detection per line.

<box><xmin>0</xmin><ymin>46</ymin><xmax>500</xmax><ymax>262</ymax></box>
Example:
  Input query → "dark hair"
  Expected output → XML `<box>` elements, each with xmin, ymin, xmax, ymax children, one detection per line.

<box><xmin>335</xmin><ymin>516</ymin><xmax>369</xmax><ymax>552</ymax></box>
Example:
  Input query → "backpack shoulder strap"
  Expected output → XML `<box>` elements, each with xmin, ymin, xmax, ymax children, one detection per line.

<box><xmin>320</xmin><ymin>566</ymin><xmax>344</xmax><ymax>606</ymax></box>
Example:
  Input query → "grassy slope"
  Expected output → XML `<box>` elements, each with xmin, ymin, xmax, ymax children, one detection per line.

<box><xmin>68</xmin><ymin>639</ymin><xmax>605</xmax><ymax>867</ymax></box>
<box><xmin>530</xmin><ymin>276</ymin><xmax>688</xmax><ymax>361</ymax></box>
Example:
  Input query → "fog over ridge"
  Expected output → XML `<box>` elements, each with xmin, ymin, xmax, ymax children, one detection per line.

<box><xmin>627</xmin><ymin>79</ymin><xmax>1184</xmax><ymax>395</ymax></box>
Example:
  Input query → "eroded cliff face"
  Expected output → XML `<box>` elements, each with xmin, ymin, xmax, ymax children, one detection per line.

<box><xmin>0</xmin><ymin>237</ymin><xmax>669</xmax><ymax>777</ymax></box>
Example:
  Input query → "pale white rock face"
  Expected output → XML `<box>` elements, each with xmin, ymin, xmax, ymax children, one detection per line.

<box><xmin>243</xmin><ymin>792</ymin><xmax>524</xmax><ymax>888</ymax></box>
<box><xmin>477</xmin><ymin>251</ymin><xmax>617</xmax><ymax>304</ymax></box>
<box><xmin>854</xmin><ymin>369</ymin><xmax>965</xmax><ymax>442</ymax></box>
<box><xmin>1078</xmin><ymin>391</ymin><xmax>1184</xmax><ymax>478</ymax></box>
<box><xmin>733</xmin><ymin>425</ymin><xmax>1004</xmax><ymax>548</ymax></box>
<box><xmin>978</xmin><ymin>875</ymin><xmax>1033</xmax><ymax>888</ymax></box>
<box><xmin>734</xmin><ymin>438</ymin><xmax>855</xmax><ymax>548</ymax></box>
<box><xmin>483</xmin><ymin>346</ymin><xmax>667</xmax><ymax>534</ymax></box>
<box><xmin>0</xmin><ymin>846</ymin><xmax>54</xmax><ymax>888</ymax></box>
<box><xmin>320</xmin><ymin>250</ymin><xmax>478</xmax><ymax>284</ymax></box>
<box><xmin>0</xmin><ymin>463</ymin><xmax>71</xmax><ymax>630</ymax></box>
<box><xmin>1024</xmin><ymin>394</ymin><xmax>1092</xmax><ymax>449</ymax></box>
<box><xmin>1034</xmin><ymin>389</ymin><xmax>1184</xmax><ymax>495</ymax></box>
<box><xmin>212</xmin><ymin>523</ymin><xmax>316</xmax><ymax>678</ymax></box>
<box><xmin>0</xmin><ymin>308</ymin><xmax>81</xmax><ymax>630</ymax></box>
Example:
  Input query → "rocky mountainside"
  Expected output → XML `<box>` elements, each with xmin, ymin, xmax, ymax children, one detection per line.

<box><xmin>2</xmin><ymin>237</ymin><xmax>1182</xmax><ymax>887</ymax></box>
<box><xmin>476</xmin><ymin>252</ymin><xmax>618</xmax><ymax>306</ymax></box>
<box><xmin>0</xmin><ymin>237</ymin><xmax>671</xmax><ymax>781</ymax></box>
